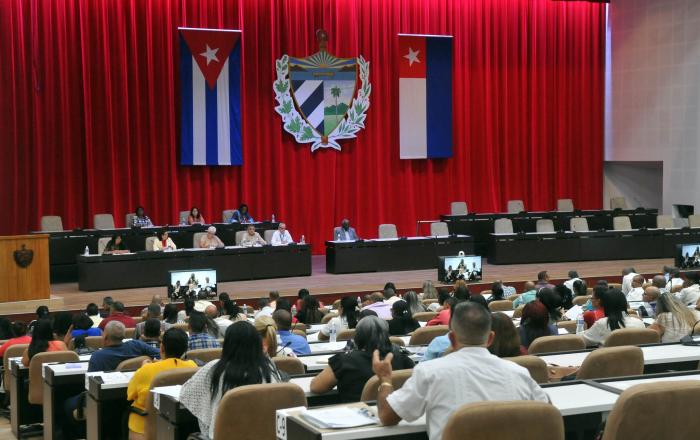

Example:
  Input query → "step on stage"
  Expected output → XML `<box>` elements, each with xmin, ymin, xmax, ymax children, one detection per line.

<box><xmin>35</xmin><ymin>256</ymin><xmax>675</xmax><ymax>314</ymax></box>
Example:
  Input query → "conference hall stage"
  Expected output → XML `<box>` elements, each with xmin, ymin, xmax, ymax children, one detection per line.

<box><xmin>5</xmin><ymin>255</ymin><xmax>673</xmax><ymax>316</ymax></box>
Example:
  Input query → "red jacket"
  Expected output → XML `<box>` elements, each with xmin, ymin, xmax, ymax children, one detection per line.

<box><xmin>0</xmin><ymin>335</ymin><xmax>31</xmax><ymax>357</ymax></box>
<box><xmin>426</xmin><ymin>309</ymin><xmax>450</xmax><ymax>326</ymax></box>
<box><xmin>98</xmin><ymin>312</ymin><xmax>137</xmax><ymax>330</ymax></box>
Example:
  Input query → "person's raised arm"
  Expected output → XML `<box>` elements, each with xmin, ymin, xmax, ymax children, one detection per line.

<box><xmin>372</xmin><ymin>350</ymin><xmax>402</xmax><ymax>426</ymax></box>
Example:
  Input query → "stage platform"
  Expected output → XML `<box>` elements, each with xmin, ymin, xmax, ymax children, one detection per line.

<box><xmin>29</xmin><ymin>256</ymin><xmax>674</xmax><ymax>315</ymax></box>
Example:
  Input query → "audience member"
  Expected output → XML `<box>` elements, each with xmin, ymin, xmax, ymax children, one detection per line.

<box><xmin>134</xmin><ymin>304</ymin><xmax>168</xmax><ymax>340</ymax></box>
<box><xmin>582</xmin><ymin>288</ymin><xmax>645</xmax><ymax>347</ymax></box>
<box><xmin>372</xmin><ymin>302</ymin><xmax>548</xmax><ymax>440</ymax></box>
<box><xmin>22</xmin><ymin>319</ymin><xmax>67</xmax><ymax>366</ymax></box>
<box><xmin>486</xmin><ymin>284</ymin><xmax>505</xmax><ymax>304</ymax></box>
<box><xmin>421</xmin><ymin>280</ymin><xmax>438</xmax><ymax>300</ymax></box>
<box><xmin>583</xmin><ymin>285</ymin><xmax>607</xmax><ymax>328</ymax></box>
<box><xmin>177</xmin><ymin>297</ymin><xmax>196</xmax><ymax>323</ymax></box>
<box><xmin>512</xmin><ymin>281</ymin><xmax>537</xmax><ymax>307</ymax></box>
<box><xmin>388</xmin><ymin>301</ymin><xmax>420</xmax><ymax>335</ymax></box>
<box><xmin>518</xmin><ymin>301</ymin><xmax>558</xmax><ymax>349</ymax></box>
<box><xmin>29</xmin><ymin>305</ymin><xmax>50</xmax><ymax>333</ymax></box>
<box><xmin>563</xmin><ymin>270</ymin><xmax>582</xmax><ymax>293</ymax></box>
<box><xmin>101</xmin><ymin>297</ymin><xmax>114</xmax><ymax>318</ymax></box>
<box><xmin>221</xmin><ymin>300</ymin><xmax>246</xmax><ymax>323</ymax></box>
<box><xmin>666</xmin><ymin>268</ymin><xmax>683</xmax><ymax>292</ymax></box>
<box><xmin>296</xmin><ymin>295</ymin><xmax>325</xmax><ymax>325</ymax></box>
<box><xmin>466</xmin><ymin>294</ymin><xmax>488</xmax><ymax>309</ymax></box>
<box><xmin>254</xmin><ymin>298</ymin><xmax>274</xmax><ymax>318</ymax></box>
<box><xmin>384</xmin><ymin>287</ymin><xmax>401</xmax><ymax>305</ymax></box>
<box><xmin>676</xmin><ymin>271</ymin><xmax>700</xmax><ymax>306</ymax></box>
<box><xmin>127</xmin><ymin>328</ymin><xmax>195</xmax><ymax>439</ymax></box>
<box><xmin>572</xmin><ymin>279</ymin><xmax>588</xmax><ymax>298</ymax></box>
<box><xmin>453</xmin><ymin>285</ymin><xmax>470</xmax><ymax>302</ymax></box>
<box><xmin>427</xmin><ymin>298</ymin><xmax>457</xmax><ymax>326</ymax></box>
<box><xmin>53</xmin><ymin>311</ymin><xmax>74</xmax><ymax>340</ymax></box>
<box><xmin>651</xmin><ymin>275</ymin><xmax>669</xmax><ymax>294</ymax></box>
<box><xmin>188</xmin><ymin>312</ymin><xmax>221</xmax><ymax>350</ymax></box>
<box><xmin>494</xmin><ymin>279</ymin><xmax>517</xmax><ymax>298</ymax></box>
<box><xmin>88</xmin><ymin>321</ymin><xmax>160</xmax><ymax>371</ymax></box>
<box><xmin>295</xmin><ymin>288</ymin><xmax>310</xmax><ymax>311</ymax></box>
<box><xmin>621</xmin><ymin>267</ymin><xmax>638</xmax><ymax>295</ymax></box>
<box><xmin>320</xmin><ymin>297</ymin><xmax>359</xmax><ymax>340</ymax></box>
<box><xmin>181</xmin><ymin>321</ymin><xmax>281</xmax><ymax>439</ymax></box>
<box><xmin>98</xmin><ymin>302</ymin><xmax>136</xmax><ymax>330</ymax></box>
<box><xmin>626</xmin><ymin>275</ymin><xmax>645</xmax><ymax>302</ymax></box>
<box><xmin>0</xmin><ymin>318</ymin><xmax>13</xmax><ymax>340</ymax></box>
<box><xmin>403</xmin><ymin>291</ymin><xmax>426</xmax><ymax>315</ymax></box>
<box><xmin>86</xmin><ymin>303</ymin><xmax>102</xmax><ymax>328</ymax></box>
<box><xmin>638</xmin><ymin>286</ymin><xmax>660</xmax><ymax>318</ymax></box>
<box><xmin>140</xmin><ymin>318</ymin><xmax>162</xmax><ymax>349</ymax></box>
<box><xmin>361</xmin><ymin>292</ymin><xmax>393</xmax><ymax>320</ymax></box>
<box><xmin>427</xmin><ymin>290</ymin><xmax>450</xmax><ymax>312</ymax></box>
<box><xmin>489</xmin><ymin>312</ymin><xmax>524</xmax><ymax>357</ymax></box>
<box><xmin>254</xmin><ymin>316</ymin><xmax>292</xmax><ymax>357</ymax></box>
<box><xmin>649</xmin><ymin>293</ymin><xmax>700</xmax><ymax>343</ymax></box>
<box><xmin>538</xmin><ymin>288</ymin><xmax>563</xmax><ymax>323</ymax></box>
<box><xmin>554</xmin><ymin>284</ymin><xmax>574</xmax><ymax>310</ymax></box>
<box><xmin>0</xmin><ymin>321</ymin><xmax>31</xmax><ymax>357</ymax></box>
<box><xmin>272</xmin><ymin>310</ymin><xmax>310</xmax><ymax>355</ymax></box>
<box><xmin>162</xmin><ymin>304</ymin><xmax>179</xmax><ymax>325</ymax></box>
<box><xmin>535</xmin><ymin>271</ymin><xmax>554</xmax><ymax>290</ymax></box>
<box><xmin>310</xmin><ymin>316</ymin><xmax>414</xmax><ymax>402</ymax></box>
<box><xmin>69</xmin><ymin>313</ymin><xmax>102</xmax><ymax>338</ymax></box>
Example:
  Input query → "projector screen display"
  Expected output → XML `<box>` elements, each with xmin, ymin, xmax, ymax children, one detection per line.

<box><xmin>678</xmin><ymin>244</ymin><xmax>700</xmax><ymax>269</ymax></box>
<box><xmin>440</xmin><ymin>256</ymin><xmax>482</xmax><ymax>283</ymax></box>
<box><xmin>168</xmin><ymin>269</ymin><xmax>217</xmax><ymax>300</ymax></box>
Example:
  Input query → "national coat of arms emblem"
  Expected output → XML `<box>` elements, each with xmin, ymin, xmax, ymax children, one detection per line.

<box><xmin>274</xmin><ymin>29</ymin><xmax>371</xmax><ymax>151</ymax></box>
<box><xmin>13</xmin><ymin>244</ymin><xmax>33</xmax><ymax>268</ymax></box>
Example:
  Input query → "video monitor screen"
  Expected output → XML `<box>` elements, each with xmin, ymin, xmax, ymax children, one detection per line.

<box><xmin>168</xmin><ymin>269</ymin><xmax>217</xmax><ymax>300</ymax></box>
<box><xmin>439</xmin><ymin>255</ymin><xmax>482</xmax><ymax>283</ymax></box>
<box><xmin>678</xmin><ymin>244</ymin><xmax>700</xmax><ymax>269</ymax></box>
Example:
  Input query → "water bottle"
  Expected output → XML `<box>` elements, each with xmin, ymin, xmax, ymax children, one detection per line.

<box><xmin>337</xmin><ymin>232</ymin><xmax>341</xmax><ymax>241</ymax></box>
<box><xmin>291</xmin><ymin>304</ymin><xmax>297</xmax><ymax>317</ymax></box>
<box><xmin>84</xmin><ymin>246</ymin><xmax>89</xmax><ymax>256</ymax></box>
<box><xmin>243</xmin><ymin>304</ymin><xmax>248</xmax><ymax>316</ymax></box>
<box><xmin>357</xmin><ymin>296</ymin><xmax>362</xmax><ymax>306</ymax></box>
<box><xmin>300</xmin><ymin>235</ymin><xmax>305</xmax><ymax>244</ymax></box>
<box><xmin>271</xmin><ymin>213</ymin><xmax>276</xmax><ymax>223</ymax></box>
<box><xmin>329</xmin><ymin>322</ymin><xmax>337</xmax><ymax>342</ymax></box>
<box><xmin>576</xmin><ymin>314</ymin><xmax>585</xmax><ymax>335</ymax></box>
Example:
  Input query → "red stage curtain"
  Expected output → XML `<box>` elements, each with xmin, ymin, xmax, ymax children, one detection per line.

<box><xmin>0</xmin><ymin>0</ymin><xmax>605</xmax><ymax>253</ymax></box>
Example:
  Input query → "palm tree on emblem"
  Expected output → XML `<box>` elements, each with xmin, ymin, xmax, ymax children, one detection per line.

<box><xmin>331</xmin><ymin>85</ymin><xmax>342</xmax><ymax>124</ymax></box>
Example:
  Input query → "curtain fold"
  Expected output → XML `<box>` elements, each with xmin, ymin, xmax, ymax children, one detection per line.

<box><xmin>0</xmin><ymin>0</ymin><xmax>605</xmax><ymax>253</ymax></box>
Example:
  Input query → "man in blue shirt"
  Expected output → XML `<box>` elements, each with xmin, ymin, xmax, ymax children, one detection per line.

<box><xmin>273</xmin><ymin>310</ymin><xmax>310</xmax><ymax>355</ymax></box>
<box><xmin>512</xmin><ymin>281</ymin><xmax>538</xmax><ymax>308</ymax></box>
<box><xmin>89</xmin><ymin>321</ymin><xmax>161</xmax><ymax>372</ymax></box>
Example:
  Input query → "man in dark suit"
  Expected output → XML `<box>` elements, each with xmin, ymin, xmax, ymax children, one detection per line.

<box><xmin>333</xmin><ymin>219</ymin><xmax>359</xmax><ymax>241</ymax></box>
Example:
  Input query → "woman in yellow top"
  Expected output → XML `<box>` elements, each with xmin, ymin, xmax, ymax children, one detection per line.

<box><xmin>126</xmin><ymin>328</ymin><xmax>197</xmax><ymax>439</ymax></box>
<box><xmin>152</xmin><ymin>230</ymin><xmax>177</xmax><ymax>251</ymax></box>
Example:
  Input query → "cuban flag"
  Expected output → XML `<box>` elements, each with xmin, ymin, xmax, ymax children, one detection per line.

<box><xmin>398</xmin><ymin>34</ymin><xmax>453</xmax><ymax>159</ymax></box>
<box><xmin>179</xmin><ymin>28</ymin><xmax>242</xmax><ymax>166</ymax></box>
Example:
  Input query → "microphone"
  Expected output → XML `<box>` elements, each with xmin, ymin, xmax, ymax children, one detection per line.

<box><xmin>277</xmin><ymin>341</ymin><xmax>292</xmax><ymax>355</ymax></box>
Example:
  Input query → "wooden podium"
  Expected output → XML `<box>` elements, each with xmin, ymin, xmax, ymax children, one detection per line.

<box><xmin>0</xmin><ymin>235</ymin><xmax>50</xmax><ymax>303</ymax></box>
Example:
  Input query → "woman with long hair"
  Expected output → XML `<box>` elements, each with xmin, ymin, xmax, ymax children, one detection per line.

<box><xmin>403</xmin><ymin>291</ymin><xmax>426</xmax><ymax>315</ymax></box>
<box><xmin>22</xmin><ymin>319</ymin><xmax>67</xmax><ymax>365</ymax></box>
<box><xmin>518</xmin><ymin>301</ymin><xmax>558</xmax><ymax>349</ymax></box>
<box><xmin>489</xmin><ymin>312</ymin><xmax>524</xmax><ymax>357</ymax></box>
<box><xmin>421</xmin><ymin>280</ymin><xmax>438</xmax><ymax>300</ymax></box>
<box><xmin>296</xmin><ymin>295</ymin><xmax>325</xmax><ymax>325</ymax></box>
<box><xmin>649</xmin><ymin>293</ymin><xmax>700</xmax><ymax>343</ymax></box>
<box><xmin>388</xmin><ymin>300</ymin><xmax>420</xmax><ymax>335</ymax></box>
<box><xmin>177</xmin><ymin>297</ymin><xmax>195</xmax><ymax>323</ymax></box>
<box><xmin>153</xmin><ymin>230</ymin><xmax>177</xmax><ymax>251</ymax></box>
<box><xmin>582</xmin><ymin>288</ymin><xmax>645</xmax><ymax>346</ymax></box>
<box><xmin>162</xmin><ymin>304</ymin><xmax>179</xmax><ymax>325</ymax></box>
<box><xmin>538</xmin><ymin>288</ymin><xmax>563</xmax><ymax>323</ymax></box>
<box><xmin>254</xmin><ymin>316</ymin><xmax>293</xmax><ymax>357</ymax></box>
<box><xmin>180</xmin><ymin>321</ymin><xmax>282</xmax><ymax>439</ymax></box>
<box><xmin>310</xmin><ymin>316</ymin><xmax>414</xmax><ymax>402</ymax></box>
<box><xmin>319</xmin><ymin>296</ymin><xmax>359</xmax><ymax>341</ymax></box>
<box><xmin>187</xmin><ymin>207</ymin><xmax>205</xmax><ymax>225</ymax></box>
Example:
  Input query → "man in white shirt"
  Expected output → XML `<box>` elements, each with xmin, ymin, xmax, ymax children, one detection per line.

<box><xmin>676</xmin><ymin>272</ymin><xmax>700</xmax><ymax>306</ymax></box>
<box><xmin>626</xmin><ymin>274</ymin><xmax>645</xmax><ymax>302</ymax></box>
<box><xmin>563</xmin><ymin>270</ymin><xmax>582</xmax><ymax>293</ymax></box>
<box><xmin>240</xmin><ymin>225</ymin><xmax>266</xmax><ymax>247</ymax></box>
<box><xmin>372</xmin><ymin>302</ymin><xmax>549</xmax><ymax>440</ymax></box>
<box><xmin>270</xmin><ymin>223</ymin><xmax>294</xmax><ymax>246</ymax></box>
<box><xmin>384</xmin><ymin>287</ymin><xmax>402</xmax><ymax>305</ymax></box>
<box><xmin>621</xmin><ymin>267</ymin><xmax>638</xmax><ymax>296</ymax></box>
<box><xmin>665</xmin><ymin>268</ymin><xmax>684</xmax><ymax>292</ymax></box>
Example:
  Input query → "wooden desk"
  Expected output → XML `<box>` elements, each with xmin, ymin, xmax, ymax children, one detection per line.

<box><xmin>0</xmin><ymin>234</ymin><xmax>49</xmax><ymax>302</ymax></box>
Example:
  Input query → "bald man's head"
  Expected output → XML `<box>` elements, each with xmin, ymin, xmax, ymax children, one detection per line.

<box><xmin>523</xmin><ymin>281</ymin><xmax>536</xmax><ymax>292</ymax></box>
<box><xmin>632</xmin><ymin>274</ymin><xmax>645</xmax><ymax>287</ymax></box>
<box><xmin>204</xmin><ymin>305</ymin><xmax>218</xmax><ymax>319</ymax></box>
<box><xmin>643</xmin><ymin>286</ymin><xmax>660</xmax><ymax>302</ymax></box>
<box><xmin>652</xmin><ymin>275</ymin><xmax>667</xmax><ymax>289</ymax></box>
<box><xmin>449</xmin><ymin>302</ymin><xmax>493</xmax><ymax>346</ymax></box>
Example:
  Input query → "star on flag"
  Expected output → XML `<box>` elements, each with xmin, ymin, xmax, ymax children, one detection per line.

<box><xmin>200</xmin><ymin>44</ymin><xmax>220</xmax><ymax>65</ymax></box>
<box><xmin>404</xmin><ymin>47</ymin><xmax>421</xmax><ymax>66</ymax></box>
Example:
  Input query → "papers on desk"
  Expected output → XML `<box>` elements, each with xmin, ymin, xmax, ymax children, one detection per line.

<box><xmin>299</xmin><ymin>406</ymin><xmax>378</xmax><ymax>429</ymax></box>
<box><xmin>564</xmin><ymin>305</ymin><xmax>583</xmax><ymax>321</ymax></box>
<box><xmin>558</xmin><ymin>328</ymin><xmax>569</xmax><ymax>335</ymax></box>
<box><xmin>152</xmin><ymin>385</ymin><xmax>182</xmax><ymax>411</ymax></box>
<box><xmin>43</xmin><ymin>362</ymin><xmax>88</xmax><ymax>378</ymax></box>
<box><xmin>309</xmin><ymin>342</ymin><xmax>347</xmax><ymax>353</ymax></box>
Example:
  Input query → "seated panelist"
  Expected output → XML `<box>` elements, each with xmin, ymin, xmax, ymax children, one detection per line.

<box><xmin>187</xmin><ymin>207</ymin><xmax>205</xmax><ymax>225</ymax></box>
<box><xmin>153</xmin><ymin>230</ymin><xmax>177</xmax><ymax>251</ymax></box>
<box><xmin>104</xmin><ymin>234</ymin><xmax>129</xmax><ymax>254</ymax></box>
<box><xmin>333</xmin><ymin>219</ymin><xmax>358</xmax><ymax>241</ymax></box>
<box><xmin>271</xmin><ymin>223</ymin><xmax>294</xmax><ymax>246</ymax></box>
<box><xmin>132</xmin><ymin>206</ymin><xmax>154</xmax><ymax>227</ymax></box>
<box><xmin>229</xmin><ymin>203</ymin><xmax>254</xmax><ymax>224</ymax></box>
<box><xmin>240</xmin><ymin>225</ymin><xmax>266</xmax><ymax>247</ymax></box>
<box><xmin>199</xmin><ymin>226</ymin><xmax>225</xmax><ymax>249</ymax></box>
